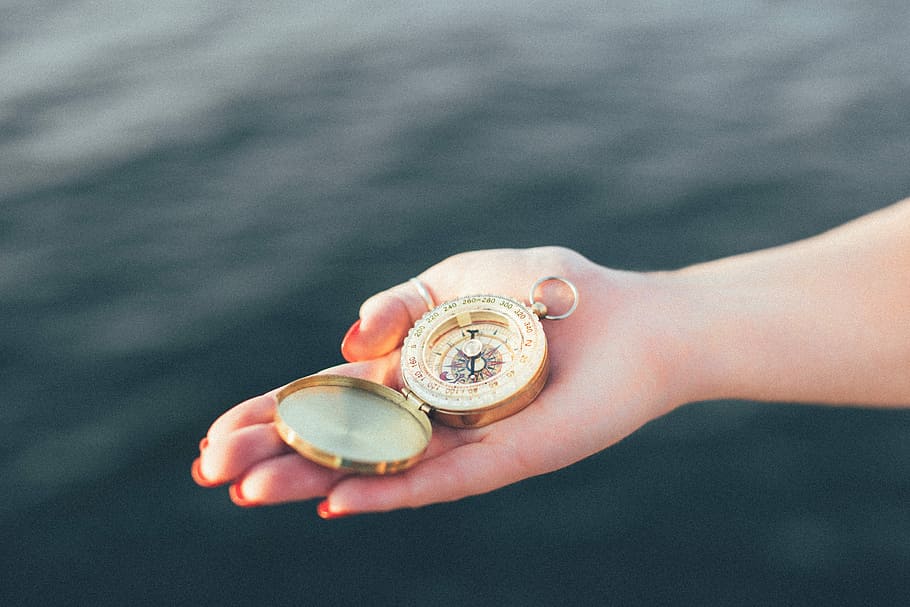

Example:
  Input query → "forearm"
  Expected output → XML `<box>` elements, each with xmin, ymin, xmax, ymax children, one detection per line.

<box><xmin>662</xmin><ymin>199</ymin><xmax>910</xmax><ymax>407</ymax></box>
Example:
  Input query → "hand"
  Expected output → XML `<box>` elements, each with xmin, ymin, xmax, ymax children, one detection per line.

<box><xmin>192</xmin><ymin>247</ymin><xmax>688</xmax><ymax>516</ymax></box>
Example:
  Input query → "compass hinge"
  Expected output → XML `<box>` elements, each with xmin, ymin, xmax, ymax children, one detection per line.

<box><xmin>401</xmin><ymin>387</ymin><xmax>433</xmax><ymax>415</ymax></box>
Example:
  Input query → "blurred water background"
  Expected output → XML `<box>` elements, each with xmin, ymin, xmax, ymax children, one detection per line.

<box><xmin>2</xmin><ymin>1</ymin><xmax>910</xmax><ymax>605</ymax></box>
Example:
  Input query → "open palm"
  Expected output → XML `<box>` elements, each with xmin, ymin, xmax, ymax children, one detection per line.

<box><xmin>193</xmin><ymin>248</ymin><xmax>681</xmax><ymax>516</ymax></box>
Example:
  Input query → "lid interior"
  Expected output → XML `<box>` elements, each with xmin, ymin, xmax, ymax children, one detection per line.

<box><xmin>275</xmin><ymin>375</ymin><xmax>431</xmax><ymax>471</ymax></box>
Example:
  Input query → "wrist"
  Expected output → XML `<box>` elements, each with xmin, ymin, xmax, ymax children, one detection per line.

<box><xmin>630</xmin><ymin>268</ymin><xmax>730</xmax><ymax>409</ymax></box>
<box><xmin>585</xmin><ymin>266</ymin><xmax>708</xmax><ymax>415</ymax></box>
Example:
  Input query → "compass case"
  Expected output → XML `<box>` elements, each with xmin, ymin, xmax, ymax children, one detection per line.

<box><xmin>274</xmin><ymin>374</ymin><xmax>432</xmax><ymax>475</ymax></box>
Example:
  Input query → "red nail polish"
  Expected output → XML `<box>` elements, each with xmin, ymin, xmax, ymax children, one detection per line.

<box><xmin>340</xmin><ymin>319</ymin><xmax>362</xmax><ymax>361</ymax></box>
<box><xmin>317</xmin><ymin>499</ymin><xmax>353</xmax><ymax>520</ymax></box>
<box><xmin>199</xmin><ymin>436</ymin><xmax>209</xmax><ymax>452</ymax></box>
<box><xmin>190</xmin><ymin>458</ymin><xmax>220</xmax><ymax>488</ymax></box>
<box><xmin>229</xmin><ymin>483</ymin><xmax>256</xmax><ymax>507</ymax></box>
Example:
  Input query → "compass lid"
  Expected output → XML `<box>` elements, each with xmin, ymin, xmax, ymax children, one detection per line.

<box><xmin>274</xmin><ymin>374</ymin><xmax>431</xmax><ymax>475</ymax></box>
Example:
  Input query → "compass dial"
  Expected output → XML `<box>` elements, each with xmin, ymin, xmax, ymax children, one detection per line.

<box><xmin>401</xmin><ymin>294</ymin><xmax>549</xmax><ymax>426</ymax></box>
<box><xmin>433</xmin><ymin>322</ymin><xmax>512</xmax><ymax>385</ymax></box>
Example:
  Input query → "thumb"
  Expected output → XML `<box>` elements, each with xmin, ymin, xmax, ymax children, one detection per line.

<box><xmin>341</xmin><ymin>277</ymin><xmax>438</xmax><ymax>362</ymax></box>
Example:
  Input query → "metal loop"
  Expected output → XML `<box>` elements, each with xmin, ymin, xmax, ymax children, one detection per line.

<box><xmin>529</xmin><ymin>276</ymin><xmax>579</xmax><ymax>320</ymax></box>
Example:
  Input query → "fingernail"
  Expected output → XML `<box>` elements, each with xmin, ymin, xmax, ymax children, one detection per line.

<box><xmin>190</xmin><ymin>458</ymin><xmax>220</xmax><ymax>488</ymax></box>
<box><xmin>317</xmin><ymin>499</ymin><xmax>353</xmax><ymax>520</ymax></box>
<box><xmin>199</xmin><ymin>436</ymin><xmax>209</xmax><ymax>452</ymax></box>
<box><xmin>229</xmin><ymin>483</ymin><xmax>257</xmax><ymax>507</ymax></box>
<box><xmin>340</xmin><ymin>318</ymin><xmax>362</xmax><ymax>361</ymax></box>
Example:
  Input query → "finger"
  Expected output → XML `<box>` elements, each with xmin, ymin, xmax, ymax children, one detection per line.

<box><xmin>196</xmin><ymin>353</ymin><xmax>406</xmax><ymax>486</ymax></box>
<box><xmin>341</xmin><ymin>278</ymin><xmax>438</xmax><ymax>362</ymax></box>
<box><xmin>226</xmin><ymin>425</ymin><xmax>473</xmax><ymax>506</ymax></box>
<box><xmin>196</xmin><ymin>422</ymin><xmax>291</xmax><ymax>486</ymax></box>
<box><xmin>320</xmin><ymin>350</ymin><xmax>403</xmax><ymax>388</ymax></box>
<box><xmin>207</xmin><ymin>351</ymin><xmax>403</xmax><ymax>445</ymax></box>
<box><xmin>205</xmin><ymin>391</ymin><xmax>280</xmax><ymax>443</ymax></box>
<box><xmin>228</xmin><ymin>453</ymin><xmax>347</xmax><ymax>507</ymax></box>
<box><xmin>321</xmin><ymin>437</ymin><xmax>528</xmax><ymax>516</ymax></box>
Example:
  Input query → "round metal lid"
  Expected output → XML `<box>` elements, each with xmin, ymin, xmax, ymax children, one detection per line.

<box><xmin>274</xmin><ymin>374</ymin><xmax>432</xmax><ymax>474</ymax></box>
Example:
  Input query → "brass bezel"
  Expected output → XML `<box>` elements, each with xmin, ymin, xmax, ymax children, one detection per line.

<box><xmin>426</xmin><ymin>346</ymin><xmax>549</xmax><ymax>428</ymax></box>
<box><xmin>401</xmin><ymin>294</ymin><xmax>549</xmax><ymax>427</ymax></box>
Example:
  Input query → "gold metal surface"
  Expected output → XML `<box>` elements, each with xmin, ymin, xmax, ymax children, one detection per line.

<box><xmin>274</xmin><ymin>375</ymin><xmax>432</xmax><ymax>475</ymax></box>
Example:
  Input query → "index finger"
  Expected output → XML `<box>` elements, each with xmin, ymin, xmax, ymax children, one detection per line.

<box><xmin>206</xmin><ymin>390</ymin><xmax>280</xmax><ymax>443</ymax></box>
<box><xmin>207</xmin><ymin>351</ymin><xmax>405</xmax><ymax>443</ymax></box>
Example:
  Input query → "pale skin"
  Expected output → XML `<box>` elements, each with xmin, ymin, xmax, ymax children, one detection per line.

<box><xmin>192</xmin><ymin>198</ymin><xmax>910</xmax><ymax>517</ymax></box>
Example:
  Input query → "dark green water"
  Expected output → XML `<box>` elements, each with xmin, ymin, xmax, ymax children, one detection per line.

<box><xmin>2</xmin><ymin>2</ymin><xmax>910</xmax><ymax>605</ymax></box>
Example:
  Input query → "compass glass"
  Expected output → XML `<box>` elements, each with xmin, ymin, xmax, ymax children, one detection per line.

<box><xmin>426</xmin><ymin>315</ymin><xmax>516</xmax><ymax>385</ymax></box>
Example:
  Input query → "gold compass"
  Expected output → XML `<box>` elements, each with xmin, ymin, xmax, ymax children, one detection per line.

<box><xmin>275</xmin><ymin>277</ymin><xmax>578</xmax><ymax>474</ymax></box>
<box><xmin>399</xmin><ymin>292</ymin><xmax>550</xmax><ymax>428</ymax></box>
